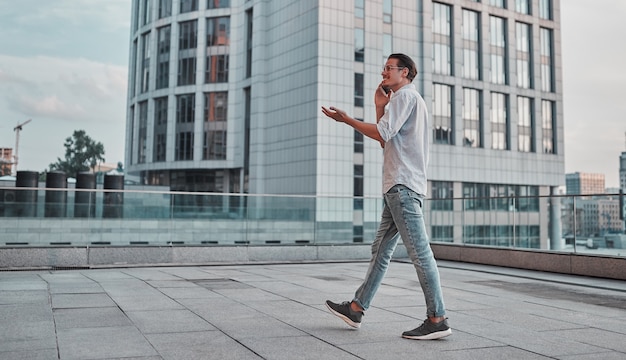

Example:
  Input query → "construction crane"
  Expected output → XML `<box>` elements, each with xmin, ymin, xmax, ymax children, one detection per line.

<box><xmin>12</xmin><ymin>119</ymin><xmax>32</xmax><ymax>176</ymax></box>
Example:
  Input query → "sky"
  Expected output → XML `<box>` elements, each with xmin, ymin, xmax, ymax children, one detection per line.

<box><xmin>0</xmin><ymin>0</ymin><xmax>625</xmax><ymax>188</ymax></box>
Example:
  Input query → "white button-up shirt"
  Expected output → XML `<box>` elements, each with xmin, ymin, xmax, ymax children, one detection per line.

<box><xmin>376</xmin><ymin>83</ymin><xmax>430</xmax><ymax>196</ymax></box>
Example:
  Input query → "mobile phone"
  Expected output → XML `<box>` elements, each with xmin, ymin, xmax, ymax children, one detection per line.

<box><xmin>382</xmin><ymin>86</ymin><xmax>390</xmax><ymax>94</ymax></box>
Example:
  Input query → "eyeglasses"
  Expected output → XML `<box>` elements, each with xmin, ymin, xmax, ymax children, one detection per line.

<box><xmin>382</xmin><ymin>65</ymin><xmax>405</xmax><ymax>72</ymax></box>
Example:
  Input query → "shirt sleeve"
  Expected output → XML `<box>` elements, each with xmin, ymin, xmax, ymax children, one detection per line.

<box><xmin>376</xmin><ymin>91</ymin><xmax>415</xmax><ymax>142</ymax></box>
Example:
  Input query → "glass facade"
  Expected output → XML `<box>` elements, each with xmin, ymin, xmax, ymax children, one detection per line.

<box><xmin>540</xmin><ymin>27</ymin><xmax>554</xmax><ymax>92</ymax></box>
<box><xmin>463</xmin><ymin>88</ymin><xmax>481</xmax><ymax>148</ymax></box>
<box><xmin>462</xmin><ymin>9</ymin><xmax>480</xmax><ymax>80</ymax></box>
<box><xmin>124</xmin><ymin>0</ymin><xmax>564</xmax><ymax>249</ymax></box>
<box><xmin>517</xmin><ymin>96</ymin><xmax>533</xmax><ymax>152</ymax></box>
<box><xmin>516</xmin><ymin>22</ymin><xmax>532</xmax><ymax>89</ymax></box>
<box><xmin>490</xmin><ymin>16</ymin><xmax>507</xmax><ymax>85</ymax></box>
<box><xmin>433</xmin><ymin>3</ymin><xmax>452</xmax><ymax>76</ymax></box>
<box><xmin>433</xmin><ymin>83</ymin><xmax>453</xmax><ymax>145</ymax></box>
<box><xmin>491</xmin><ymin>92</ymin><xmax>508</xmax><ymax>150</ymax></box>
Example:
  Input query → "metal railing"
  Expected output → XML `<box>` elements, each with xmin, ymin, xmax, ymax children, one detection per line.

<box><xmin>0</xmin><ymin>186</ymin><xmax>624</xmax><ymax>257</ymax></box>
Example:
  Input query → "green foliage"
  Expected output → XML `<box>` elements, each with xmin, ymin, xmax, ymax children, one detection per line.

<box><xmin>49</xmin><ymin>130</ymin><xmax>105</xmax><ymax>177</ymax></box>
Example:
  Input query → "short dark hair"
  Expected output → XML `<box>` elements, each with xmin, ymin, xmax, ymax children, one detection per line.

<box><xmin>388</xmin><ymin>53</ymin><xmax>417</xmax><ymax>82</ymax></box>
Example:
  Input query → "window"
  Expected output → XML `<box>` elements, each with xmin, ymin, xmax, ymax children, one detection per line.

<box><xmin>203</xmin><ymin>92</ymin><xmax>227</xmax><ymax>160</ymax></box>
<box><xmin>490</xmin><ymin>16</ymin><xmax>507</xmax><ymax>85</ymax></box>
<box><xmin>353</xmin><ymin>163</ymin><xmax>364</xmax><ymax>235</ymax></box>
<box><xmin>462</xmin><ymin>9</ymin><xmax>480</xmax><ymax>80</ymax></box>
<box><xmin>207</xmin><ymin>0</ymin><xmax>230</xmax><ymax>9</ymax></box>
<box><xmin>178</xmin><ymin>20</ymin><xmax>198</xmax><ymax>86</ymax></box>
<box><xmin>156</xmin><ymin>26</ymin><xmax>171</xmax><ymax>89</ymax></box>
<box><xmin>354</xmin><ymin>73</ymin><xmax>364</xmax><ymax>107</ymax></box>
<box><xmin>515</xmin><ymin>0</ymin><xmax>530</xmax><ymax>14</ymax></box>
<box><xmin>515</xmin><ymin>185</ymin><xmax>539</xmax><ymax>212</ymax></box>
<box><xmin>432</xmin><ymin>226</ymin><xmax>453</xmax><ymax>242</ymax></box>
<box><xmin>516</xmin><ymin>225</ymin><xmax>540</xmax><ymax>248</ymax></box>
<box><xmin>158</xmin><ymin>0</ymin><xmax>172</xmax><ymax>18</ymax></box>
<box><xmin>175</xmin><ymin>132</ymin><xmax>194</xmax><ymax>161</ymax></box>
<box><xmin>517</xmin><ymin>96</ymin><xmax>533</xmax><ymax>152</ymax></box>
<box><xmin>206</xmin><ymin>17</ymin><xmax>230</xmax><ymax>46</ymax></box>
<box><xmin>180</xmin><ymin>0</ymin><xmax>198</xmax><ymax>13</ymax></box>
<box><xmin>355</xmin><ymin>28</ymin><xmax>364</xmax><ymax>62</ymax></box>
<box><xmin>142</xmin><ymin>0</ymin><xmax>151</xmax><ymax>25</ymax></box>
<box><xmin>176</xmin><ymin>94</ymin><xmax>195</xmax><ymax>124</ymax></box>
<box><xmin>355</xmin><ymin>0</ymin><xmax>364</xmax><ymax>18</ymax></box>
<box><xmin>540</xmin><ymin>28</ymin><xmax>554</xmax><ymax>92</ymax></box>
<box><xmin>431</xmin><ymin>181</ymin><xmax>453</xmax><ymax>211</ymax></box>
<box><xmin>175</xmin><ymin>91</ymin><xmax>194</xmax><ymax>163</ymax></box>
<box><xmin>245</xmin><ymin>9</ymin><xmax>253</xmax><ymax>78</ymax></box>
<box><xmin>383</xmin><ymin>0</ymin><xmax>392</xmax><ymax>23</ymax></box>
<box><xmin>138</xmin><ymin>101</ymin><xmax>148</xmax><ymax>164</ymax></box>
<box><xmin>178</xmin><ymin>57</ymin><xmax>196</xmax><ymax>85</ymax></box>
<box><xmin>206</xmin><ymin>16</ymin><xmax>229</xmax><ymax>84</ymax></box>
<box><xmin>539</xmin><ymin>0</ymin><xmax>552</xmax><ymax>20</ymax></box>
<box><xmin>354</xmin><ymin>131</ymin><xmax>364</xmax><ymax>153</ymax></box>
<box><xmin>463</xmin><ymin>88</ymin><xmax>481</xmax><ymax>147</ymax></box>
<box><xmin>463</xmin><ymin>183</ymin><xmax>490</xmax><ymax>210</ymax></box>
<box><xmin>354</xmin><ymin>165</ymin><xmax>364</xmax><ymax>196</ymax></box>
<box><xmin>491</xmin><ymin>92</ymin><xmax>508</xmax><ymax>150</ymax></box>
<box><xmin>130</xmin><ymin>105</ymin><xmax>136</xmax><ymax>163</ymax></box>
<box><xmin>433</xmin><ymin>3</ymin><xmax>452</xmax><ymax>75</ymax></box>
<box><xmin>516</xmin><ymin>22</ymin><xmax>532</xmax><ymax>89</ymax></box>
<box><xmin>133</xmin><ymin>0</ymin><xmax>140</xmax><ymax>32</ymax></box>
<box><xmin>433</xmin><ymin>83</ymin><xmax>453</xmax><ymax>145</ymax></box>
<box><xmin>154</xmin><ymin>97</ymin><xmax>168</xmax><ymax>162</ymax></box>
<box><xmin>130</xmin><ymin>40</ymin><xmax>138</xmax><ymax>97</ymax></box>
<box><xmin>489</xmin><ymin>0</ymin><xmax>506</xmax><ymax>8</ymax></box>
<box><xmin>179</xmin><ymin>20</ymin><xmax>198</xmax><ymax>50</ymax></box>
<box><xmin>490</xmin><ymin>184</ymin><xmax>514</xmax><ymax>211</ymax></box>
<box><xmin>541</xmin><ymin>100</ymin><xmax>555</xmax><ymax>153</ymax></box>
<box><xmin>140</xmin><ymin>32</ymin><xmax>150</xmax><ymax>93</ymax></box>
<box><xmin>205</xmin><ymin>55</ymin><xmax>228</xmax><ymax>83</ymax></box>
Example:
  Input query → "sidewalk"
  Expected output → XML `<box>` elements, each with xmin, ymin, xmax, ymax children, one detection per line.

<box><xmin>1</xmin><ymin>260</ymin><xmax>625</xmax><ymax>359</ymax></box>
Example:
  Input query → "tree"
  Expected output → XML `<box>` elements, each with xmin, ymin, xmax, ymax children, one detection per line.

<box><xmin>49</xmin><ymin>130</ymin><xmax>105</xmax><ymax>177</ymax></box>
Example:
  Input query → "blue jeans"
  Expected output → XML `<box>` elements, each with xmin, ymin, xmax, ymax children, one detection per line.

<box><xmin>353</xmin><ymin>184</ymin><xmax>446</xmax><ymax>318</ymax></box>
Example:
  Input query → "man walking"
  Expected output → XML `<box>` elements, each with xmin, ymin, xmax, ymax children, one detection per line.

<box><xmin>321</xmin><ymin>53</ymin><xmax>451</xmax><ymax>340</ymax></box>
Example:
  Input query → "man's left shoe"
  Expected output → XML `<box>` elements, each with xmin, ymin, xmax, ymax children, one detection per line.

<box><xmin>402</xmin><ymin>318</ymin><xmax>452</xmax><ymax>340</ymax></box>
<box><xmin>325</xmin><ymin>300</ymin><xmax>363</xmax><ymax>328</ymax></box>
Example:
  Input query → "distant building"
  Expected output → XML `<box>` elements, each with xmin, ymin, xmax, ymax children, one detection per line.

<box><xmin>0</xmin><ymin>148</ymin><xmax>13</xmax><ymax>176</ymax></box>
<box><xmin>619</xmin><ymin>151</ymin><xmax>626</xmax><ymax>191</ymax></box>
<box><xmin>565</xmin><ymin>172</ymin><xmax>605</xmax><ymax>195</ymax></box>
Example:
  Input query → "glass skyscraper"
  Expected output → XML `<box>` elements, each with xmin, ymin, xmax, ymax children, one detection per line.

<box><xmin>126</xmin><ymin>0</ymin><xmax>564</xmax><ymax>247</ymax></box>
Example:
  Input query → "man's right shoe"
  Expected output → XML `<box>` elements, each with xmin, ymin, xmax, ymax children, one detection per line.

<box><xmin>325</xmin><ymin>300</ymin><xmax>363</xmax><ymax>328</ymax></box>
<box><xmin>402</xmin><ymin>318</ymin><xmax>452</xmax><ymax>340</ymax></box>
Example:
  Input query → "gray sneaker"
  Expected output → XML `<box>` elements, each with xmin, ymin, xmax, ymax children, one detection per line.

<box><xmin>325</xmin><ymin>300</ymin><xmax>363</xmax><ymax>328</ymax></box>
<box><xmin>402</xmin><ymin>318</ymin><xmax>452</xmax><ymax>340</ymax></box>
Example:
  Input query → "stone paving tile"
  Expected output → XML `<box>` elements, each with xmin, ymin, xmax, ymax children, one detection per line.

<box><xmin>0</xmin><ymin>348</ymin><xmax>59</xmax><ymax>360</ymax></box>
<box><xmin>238</xmin><ymin>335</ymin><xmax>363</xmax><ymax>360</ymax></box>
<box><xmin>54</xmin><ymin>307</ymin><xmax>133</xmax><ymax>329</ymax></box>
<box><xmin>51</xmin><ymin>292</ymin><xmax>117</xmax><ymax>308</ymax></box>
<box><xmin>145</xmin><ymin>331</ymin><xmax>261</xmax><ymax>360</ymax></box>
<box><xmin>57</xmin><ymin>326</ymin><xmax>158</xmax><ymax>359</ymax></box>
<box><xmin>0</xmin><ymin>290</ymin><xmax>49</xmax><ymax>305</ymax></box>
<box><xmin>126</xmin><ymin>309</ymin><xmax>217</xmax><ymax>334</ymax></box>
<box><xmin>1</xmin><ymin>262</ymin><xmax>625</xmax><ymax>360</ymax></box>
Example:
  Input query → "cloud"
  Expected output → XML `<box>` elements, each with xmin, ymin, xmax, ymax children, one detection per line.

<box><xmin>0</xmin><ymin>54</ymin><xmax>127</xmax><ymax>123</ymax></box>
<box><xmin>1</xmin><ymin>0</ymin><xmax>130</xmax><ymax>32</ymax></box>
<box><xmin>13</xmin><ymin>95</ymin><xmax>87</xmax><ymax>121</ymax></box>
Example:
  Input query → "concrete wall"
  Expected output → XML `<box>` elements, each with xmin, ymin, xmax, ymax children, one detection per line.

<box><xmin>431</xmin><ymin>243</ymin><xmax>626</xmax><ymax>281</ymax></box>
<box><xmin>1</xmin><ymin>243</ymin><xmax>624</xmax><ymax>281</ymax></box>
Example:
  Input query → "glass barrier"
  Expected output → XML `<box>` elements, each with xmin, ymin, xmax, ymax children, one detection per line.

<box><xmin>0</xmin><ymin>186</ymin><xmax>624</xmax><ymax>257</ymax></box>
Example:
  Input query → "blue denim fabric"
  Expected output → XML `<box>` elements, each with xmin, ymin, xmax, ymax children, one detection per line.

<box><xmin>353</xmin><ymin>184</ymin><xmax>446</xmax><ymax>317</ymax></box>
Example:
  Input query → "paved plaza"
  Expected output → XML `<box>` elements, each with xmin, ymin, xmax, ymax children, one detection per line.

<box><xmin>1</xmin><ymin>260</ymin><xmax>625</xmax><ymax>359</ymax></box>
